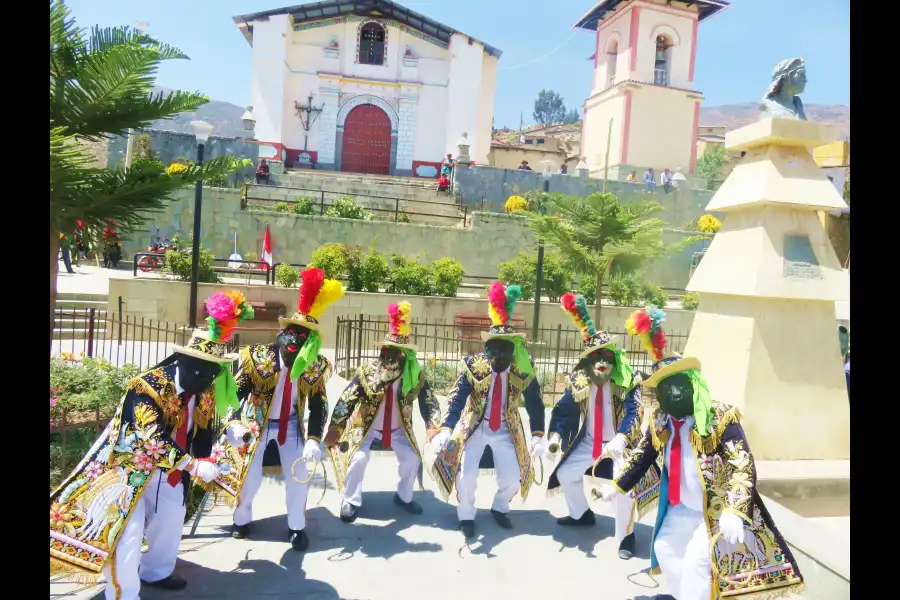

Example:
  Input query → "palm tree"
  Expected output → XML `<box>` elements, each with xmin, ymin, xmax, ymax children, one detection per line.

<box><xmin>527</xmin><ymin>191</ymin><xmax>697</xmax><ymax>322</ymax></box>
<box><xmin>49</xmin><ymin>0</ymin><xmax>249</xmax><ymax>343</ymax></box>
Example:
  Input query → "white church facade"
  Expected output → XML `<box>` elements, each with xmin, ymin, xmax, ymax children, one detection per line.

<box><xmin>234</xmin><ymin>1</ymin><xmax>501</xmax><ymax>177</ymax></box>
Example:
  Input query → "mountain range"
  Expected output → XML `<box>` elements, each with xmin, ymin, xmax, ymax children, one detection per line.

<box><xmin>147</xmin><ymin>88</ymin><xmax>849</xmax><ymax>140</ymax></box>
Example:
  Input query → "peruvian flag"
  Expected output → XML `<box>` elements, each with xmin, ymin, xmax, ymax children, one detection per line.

<box><xmin>261</xmin><ymin>224</ymin><xmax>273</xmax><ymax>271</ymax></box>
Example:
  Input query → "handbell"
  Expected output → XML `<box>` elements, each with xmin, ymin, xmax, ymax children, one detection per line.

<box><xmin>339</xmin><ymin>440</ymin><xmax>350</xmax><ymax>453</ymax></box>
<box><xmin>547</xmin><ymin>441</ymin><xmax>560</xmax><ymax>455</ymax></box>
<box><xmin>242</xmin><ymin>431</ymin><xmax>252</xmax><ymax>445</ymax></box>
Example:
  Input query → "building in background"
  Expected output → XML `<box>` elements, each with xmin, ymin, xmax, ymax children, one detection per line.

<box><xmin>234</xmin><ymin>0</ymin><xmax>500</xmax><ymax>176</ymax></box>
<box><xmin>575</xmin><ymin>0</ymin><xmax>729</xmax><ymax>179</ymax></box>
<box><xmin>489</xmin><ymin>123</ymin><xmax>582</xmax><ymax>170</ymax></box>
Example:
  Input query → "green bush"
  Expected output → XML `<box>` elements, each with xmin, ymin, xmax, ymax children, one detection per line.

<box><xmin>325</xmin><ymin>196</ymin><xmax>374</xmax><ymax>220</ymax></box>
<box><xmin>641</xmin><ymin>283</ymin><xmax>669</xmax><ymax>309</ymax></box>
<box><xmin>275</xmin><ymin>202</ymin><xmax>290</xmax><ymax>213</ymax></box>
<box><xmin>681</xmin><ymin>292</ymin><xmax>700</xmax><ymax>311</ymax></box>
<box><xmin>163</xmin><ymin>247</ymin><xmax>219</xmax><ymax>283</ymax></box>
<box><xmin>393</xmin><ymin>212</ymin><xmax>411</xmax><ymax>223</ymax></box>
<box><xmin>432</xmin><ymin>257</ymin><xmax>465</xmax><ymax>297</ymax></box>
<box><xmin>310</xmin><ymin>243</ymin><xmax>348</xmax><ymax>279</ymax></box>
<box><xmin>50</xmin><ymin>357</ymin><xmax>140</xmax><ymax>422</ymax></box>
<box><xmin>389</xmin><ymin>256</ymin><xmax>435</xmax><ymax>296</ymax></box>
<box><xmin>293</xmin><ymin>197</ymin><xmax>315</xmax><ymax>215</ymax></box>
<box><xmin>607</xmin><ymin>273</ymin><xmax>644</xmax><ymax>307</ymax></box>
<box><xmin>343</xmin><ymin>245</ymin><xmax>364</xmax><ymax>291</ymax></box>
<box><xmin>360</xmin><ymin>248</ymin><xmax>391</xmax><ymax>292</ymax></box>
<box><xmin>579</xmin><ymin>280</ymin><xmax>597</xmax><ymax>305</ymax></box>
<box><xmin>541</xmin><ymin>252</ymin><xmax>574</xmax><ymax>302</ymax></box>
<box><xmin>423</xmin><ymin>360</ymin><xmax>457</xmax><ymax>393</ymax></box>
<box><xmin>498</xmin><ymin>254</ymin><xmax>536</xmax><ymax>300</ymax></box>
<box><xmin>275</xmin><ymin>263</ymin><xmax>300</xmax><ymax>287</ymax></box>
<box><xmin>497</xmin><ymin>250</ymin><xmax>572</xmax><ymax>301</ymax></box>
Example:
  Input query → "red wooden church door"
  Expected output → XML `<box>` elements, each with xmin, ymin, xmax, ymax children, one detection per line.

<box><xmin>341</xmin><ymin>104</ymin><xmax>391</xmax><ymax>175</ymax></box>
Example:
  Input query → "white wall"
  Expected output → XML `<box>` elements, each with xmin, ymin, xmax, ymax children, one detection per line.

<box><xmin>592</xmin><ymin>3</ymin><xmax>633</xmax><ymax>95</ymax></box>
<box><xmin>250</xmin><ymin>14</ymin><xmax>291</xmax><ymax>147</ymax></box>
<box><xmin>445</xmin><ymin>34</ymin><xmax>486</xmax><ymax>160</ymax></box>
<box><xmin>475</xmin><ymin>54</ymin><xmax>498</xmax><ymax>165</ymax></box>
<box><xmin>633</xmin><ymin>1</ymin><xmax>697</xmax><ymax>89</ymax></box>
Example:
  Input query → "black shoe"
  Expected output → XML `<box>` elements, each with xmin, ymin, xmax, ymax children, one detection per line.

<box><xmin>231</xmin><ymin>523</ymin><xmax>250</xmax><ymax>539</ymax></box>
<box><xmin>490</xmin><ymin>509</ymin><xmax>513</xmax><ymax>529</ymax></box>
<box><xmin>557</xmin><ymin>510</ymin><xmax>596</xmax><ymax>527</ymax></box>
<box><xmin>460</xmin><ymin>520</ymin><xmax>475</xmax><ymax>538</ymax></box>
<box><xmin>393</xmin><ymin>493</ymin><xmax>423</xmax><ymax>515</ymax></box>
<box><xmin>340</xmin><ymin>502</ymin><xmax>358</xmax><ymax>523</ymax></box>
<box><xmin>141</xmin><ymin>574</ymin><xmax>187</xmax><ymax>590</ymax></box>
<box><xmin>618</xmin><ymin>532</ymin><xmax>636</xmax><ymax>560</ymax></box>
<box><xmin>289</xmin><ymin>529</ymin><xmax>309</xmax><ymax>551</ymax></box>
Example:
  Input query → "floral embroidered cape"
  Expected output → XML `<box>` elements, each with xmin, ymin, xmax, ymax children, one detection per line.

<box><xmin>430</xmin><ymin>353</ymin><xmax>545</xmax><ymax>503</ymax></box>
<box><xmin>546</xmin><ymin>370</ymin><xmax>661</xmax><ymax>519</ymax></box>
<box><xmin>615</xmin><ymin>402</ymin><xmax>805</xmax><ymax>599</ymax></box>
<box><xmin>212</xmin><ymin>344</ymin><xmax>330</xmax><ymax>504</ymax></box>
<box><xmin>326</xmin><ymin>361</ymin><xmax>442</xmax><ymax>493</ymax></box>
<box><xmin>49</xmin><ymin>363</ymin><xmax>217</xmax><ymax>582</ymax></box>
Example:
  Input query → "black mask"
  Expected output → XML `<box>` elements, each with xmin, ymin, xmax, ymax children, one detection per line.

<box><xmin>656</xmin><ymin>373</ymin><xmax>694</xmax><ymax>419</ymax></box>
<box><xmin>277</xmin><ymin>325</ymin><xmax>311</xmax><ymax>368</ymax></box>
<box><xmin>485</xmin><ymin>339</ymin><xmax>514</xmax><ymax>373</ymax></box>
<box><xmin>176</xmin><ymin>354</ymin><xmax>221</xmax><ymax>394</ymax></box>
<box><xmin>577</xmin><ymin>348</ymin><xmax>617</xmax><ymax>386</ymax></box>
<box><xmin>379</xmin><ymin>346</ymin><xmax>405</xmax><ymax>372</ymax></box>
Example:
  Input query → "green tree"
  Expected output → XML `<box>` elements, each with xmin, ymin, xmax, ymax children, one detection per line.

<box><xmin>562</xmin><ymin>108</ymin><xmax>581</xmax><ymax>125</ymax></box>
<box><xmin>49</xmin><ymin>0</ymin><xmax>249</xmax><ymax>342</ymax></box>
<box><xmin>694</xmin><ymin>145</ymin><xmax>728</xmax><ymax>190</ymax></box>
<box><xmin>533</xmin><ymin>89</ymin><xmax>567</xmax><ymax>126</ymax></box>
<box><xmin>527</xmin><ymin>191</ymin><xmax>697</xmax><ymax>322</ymax></box>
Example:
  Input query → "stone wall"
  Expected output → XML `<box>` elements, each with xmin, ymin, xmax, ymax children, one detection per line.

<box><xmin>108</xmin><ymin>277</ymin><xmax>697</xmax><ymax>348</ymax></box>
<box><xmin>107</xmin><ymin>129</ymin><xmax>258</xmax><ymax>184</ymax></box>
<box><xmin>118</xmin><ymin>186</ymin><xmax>707</xmax><ymax>289</ymax></box>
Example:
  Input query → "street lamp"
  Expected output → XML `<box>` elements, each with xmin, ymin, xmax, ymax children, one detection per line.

<box><xmin>531</xmin><ymin>161</ymin><xmax>555</xmax><ymax>342</ymax></box>
<box><xmin>188</xmin><ymin>120</ymin><xmax>214</xmax><ymax>328</ymax></box>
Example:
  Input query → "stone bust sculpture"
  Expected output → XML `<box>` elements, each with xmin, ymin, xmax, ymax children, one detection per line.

<box><xmin>760</xmin><ymin>57</ymin><xmax>807</xmax><ymax>120</ymax></box>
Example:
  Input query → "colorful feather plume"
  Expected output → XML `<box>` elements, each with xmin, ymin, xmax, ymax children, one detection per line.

<box><xmin>387</xmin><ymin>302</ymin><xmax>412</xmax><ymax>336</ymax></box>
<box><xmin>625</xmin><ymin>306</ymin><xmax>667</xmax><ymax>362</ymax></box>
<box><xmin>488</xmin><ymin>281</ymin><xmax>522</xmax><ymax>326</ymax></box>
<box><xmin>308</xmin><ymin>279</ymin><xmax>344</xmax><ymax>319</ymax></box>
<box><xmin>560</xmin><ymin>292</ymin><xmax>597</xmax><ymax>342</ymax></box>
<box><xmin>298</xmin><ymin>268</ymin><xmax>325</xmax><ymax>315</ymax></box>
<box><xmin>205</xmin><ymin>291</ymin><xmax>254</xmax><ymax>343</ymax></box>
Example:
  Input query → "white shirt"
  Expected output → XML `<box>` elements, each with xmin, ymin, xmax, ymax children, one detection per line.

<box><xmin>173</xmin><ymin>368</ymin><xmax>197</xmax><ymax>434</ymax></box>
<box><xmin>268</xmin><ymin>367</ymin><xmax>300</xmax><ymax>421</ymax></box>
<box><xmin>481</xmin><ymin>368</ymin><xmax>510</xmax><ymax>430</ymax></box>
<box><xmin>585</xmin><ymin>382</ymin><xmax>616</xmax><ymax>443</ymax></box>
<box><xmin>664</xmin><ymin>415</ymin><xmax>704</xmax><ymax>513</ymax></box>
<box><xmin>373</xmin><ymin>378</ymin><xmax>402</xmax><ymax>432</ymax></box>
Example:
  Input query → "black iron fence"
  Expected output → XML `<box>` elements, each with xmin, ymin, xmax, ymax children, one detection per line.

<box><xmin>242</xmin><ymin>182</ymin><xmax>468</xmax><ymax>226</ymax></box>
<box><xmin>334</xmin><ymin>314</ymin><xmax>689</xmax><ymax>403</ymax></box>
<box><xmin>132</xmin><ymin>252</ymin><xmax>274</xmax><ymax>285</ymax></box>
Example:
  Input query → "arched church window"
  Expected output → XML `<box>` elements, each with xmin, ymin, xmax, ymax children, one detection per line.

<box><xmin>607</xmin><ymin>39</ymin><xmax>619</xmax><ymax>87</ymax></box>
<box><xmin>358</xmin><ymin>22</ymin><xmax>386</xmax><ymax>65</ymax></box>
<box><xmin>654</xmin><ymin>35</ymin><xmax>672</xmax><ymax>86</ymax></box>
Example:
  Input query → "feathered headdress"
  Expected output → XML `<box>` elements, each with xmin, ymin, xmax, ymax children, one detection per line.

<box><xmin>625</xmin><ymin>306</ymin><xmax>667</xmax><ymax>363</ymax></box>
<box><xmin>561</xmin><ymin>292</ymin><xmax>597</xmax><ymax>342</ymax></box>
<box><xmin>488</xmin><ymin>281</ymin><xmax>522</xmax><ymax>328</ymax></box>
<box><xmin>279</xmin><ymin>267</ymin><xmax>345</xmax><ymax>331</ymax></box>
<box><xmin>388</xmin><ymin>301</ymin><xmax>412</xmax><ymax>337</ymax></box>
<box><xmin>205</xmin><ymin>291</ymin><xmax>255</xmax><ymax>344</ymax></box>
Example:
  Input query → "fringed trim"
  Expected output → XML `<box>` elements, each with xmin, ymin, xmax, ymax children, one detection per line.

<box><xmin>545</xmin><ymin>485</ymin><xmax>564</xmax><ymax>498</ymax></box>
<box><xmin>637</xmin><ymin>496</ymin><xmax>659</xmax><ymax>521</ymax></box>
<box><xmin>466</xmin><ymin>369</ymin><xmax>492</xmax><ymax>394</ymax></box>
<box><xmin>128</xmin><ymin>377</ymin><xmax>163</xmax><ymax>407</ymax></box>
<box><xmin>730</xmin><ymin>582</ymin><xmax>806</xmax><ymax>600</ymax></box>
<box><xmin>690</xmin><ymin>406</ymin><xmax>742</xmax><ymax>455</ymax></box>
<box><xmin>242</xmin><ymin>346</ymin><xmax>279</xmax><ymax>394</ymax></box>
<box><xmin>262</xmin><ymin>465</ymin><xmax>284</xmax><ymax>476</ymax></box>
<box><xmin>50</xmin><ymin>556</ymin><xmax>101</xmax><ymax>585</ymax></box>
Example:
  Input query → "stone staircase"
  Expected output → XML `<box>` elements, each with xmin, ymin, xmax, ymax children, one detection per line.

<box><xmin>54</xmin><ymin>293</ymin><xmax>110</xmax><ymax>340</ymax></box>
<box><xmin>244</xmin><ymin>169</ymin><xmax>466</xmax><ymax>226</ymax></box>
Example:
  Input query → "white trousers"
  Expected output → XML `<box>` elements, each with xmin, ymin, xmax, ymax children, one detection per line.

<box><xmin>555</xmin><ymin>436</ymin><xmax>636</xmax><ymax>544</ymax></box>
<box><xmin>102</xmin><ymin>469</ymin><xmax>186</xmax><ymax>600</ymax></box>
<box><xmin>654</xmin><ymin>504</ymin><xmax>712</xmax><ymax>600</ymax></box>
<box><xmin>456</xmin><ymin>422</ymin><xmax>521</xmax><ymax>521</ymax></box>
<box><xmin>233</xmin><ymin>418</ymin><xmax>309</xmax><ymax>531</ymax></box>
<box><xmin>342</xmin><ymin>426</ymin><xmax>420</xmax><ymax>507</ymax></box>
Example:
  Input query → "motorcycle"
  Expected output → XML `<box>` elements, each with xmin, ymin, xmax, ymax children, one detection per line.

<box><xmin>137</xmin><ymin>235</ymin><xmax>175</xmax><ymax>272</ymax></box>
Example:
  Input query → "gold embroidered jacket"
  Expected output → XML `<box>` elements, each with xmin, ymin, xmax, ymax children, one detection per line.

<box><xmin>430</xmin><ymin>354</ymin><xmax>544</xmax><ymax>503</ymax></box>
<box><xmin>615</xmin><ymin>402</ymin><xmax>804</xmax><ymax>598</ymax></box>
<box><xmin>50</xmin><ymin>362</ymin><xmax>217</xmax><ymax>582</ymax></box>
<box><xmin>326</xmin><ymin>361</ymin><xmax>442</xmax><ymax>493</ymax></box>
<box><xmin>212</xmin><ymin>344</ymin><xmax>330</xmax><ymax>504</ymax></box>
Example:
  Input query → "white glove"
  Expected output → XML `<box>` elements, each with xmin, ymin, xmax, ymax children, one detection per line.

<box><xmin>605</xmin><ymin>434</ymin><xmax>628</xmax><ymax>460</ymax></box>
<box><xmin>432</xmin><ymin>429</ymin><xmax>452</xmax><ymax>452</ymax></box>
<box><xmin>225</xmin><ymin>423</ymin><xmax>248</xmax><ymax>448</ymax></box>
<box><xmin>719</xmin><ymin>511</ymin><xmax>746</xmax><ymax>545</ymax></box>
<box><xmin>302</xmin><ymin>439</ymin><xmax>322</xmax><ymax>462</ymax></box>
<box><xmin>530</xmin><ymin>435</ymin><xmax>547</xmax><ymax>457</ymax></box>
<box><xmin>190</xmin><ymin>460</ymin><xmax>220</xmax><ymax>483</ymax></box>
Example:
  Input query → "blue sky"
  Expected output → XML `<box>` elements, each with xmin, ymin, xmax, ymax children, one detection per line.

<box><xmin>64</xmin><ymin>0</ymin><xmax>849</xmax><ymax>129</ymax></box>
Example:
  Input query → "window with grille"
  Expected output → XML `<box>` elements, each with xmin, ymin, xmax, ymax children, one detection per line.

<box><xmin>358</xmin><ymin>23</ymin><xmax>386</xmax><ymax>65</ymax></box>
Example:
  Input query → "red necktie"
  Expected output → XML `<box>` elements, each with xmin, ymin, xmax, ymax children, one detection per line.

<box><xmin>592</xmin><ymin>386</ymin><xmax>605</xmax><ymax>460</ymax></box>
<box><xmin>668</xmin><ymin>419</ymin><xmax>685</xmax><ymax>506</ymax></box>
<box><xmin>489</xmin><ymin>374</ymin><xmax>503</xmax><ymax>432</ymax></box>
<box><xmin>277</xmin><ymin>376</ymin><xmax>293</xmax><ymax>446</ymax></box>
<box><xmin>167</xmin><ymin>395</ymin><xmax>191</xmax><ymax>487</ymax></box>
<box><xmin>382</xmin><ymin>384</ymin><xmax>394</xmax><ymax>449</ymax></box>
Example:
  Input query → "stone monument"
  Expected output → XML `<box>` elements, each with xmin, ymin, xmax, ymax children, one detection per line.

<box><xmin>760</xmin><ymin>57</ymin><xmax>808</xmax><ymax>121</ymax></box>
<box><xmin>683</xmin><ymin>63</ymin><xmax>849</xmax><ymax>460</ymax></box>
